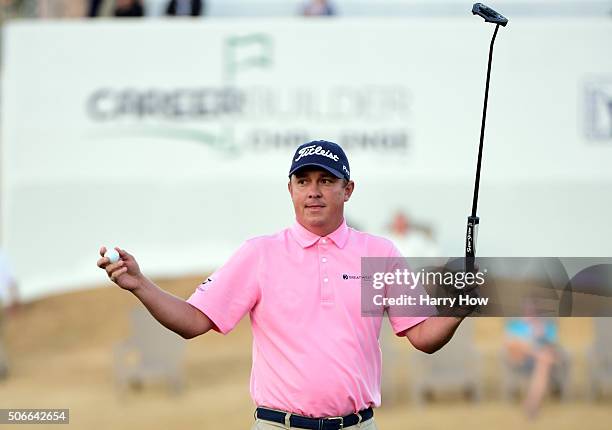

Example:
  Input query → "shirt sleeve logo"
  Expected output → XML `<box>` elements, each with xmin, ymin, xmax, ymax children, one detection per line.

<box><xmin>197</xmin><ymin>277</ymin><xmax>214</xmax><ymax>292</ymax></box>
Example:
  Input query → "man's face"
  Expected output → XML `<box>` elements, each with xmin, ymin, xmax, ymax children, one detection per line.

<box><xmin>288</xmin><ymin>167</ymin><xmax>354</xmax><ymax>234</ymax></box>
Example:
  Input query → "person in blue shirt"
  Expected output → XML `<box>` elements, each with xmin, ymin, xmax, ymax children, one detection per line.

<box><xmin>505</xmin><ymin>314</ymin><xmax>559</xmax><ymax>418</ymax></box>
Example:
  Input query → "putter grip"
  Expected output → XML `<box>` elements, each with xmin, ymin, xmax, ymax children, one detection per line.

<box><xmin>465</xmin><ymin>216</ymin><xmax>479</xmax><ymax>272</ymax></box>
<box><xmin>472</xmin><ymin>3</ymin><xmax>509</xmax><ymax>26</ymax></box>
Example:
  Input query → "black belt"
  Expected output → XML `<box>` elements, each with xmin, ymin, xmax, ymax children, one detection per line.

<box><xmin>255</xmin><ymin>407</ymin><xmax>373</xmax><ymax>430</ymax></box>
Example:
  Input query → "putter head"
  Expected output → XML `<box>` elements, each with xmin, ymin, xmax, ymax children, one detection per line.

<box><xmin>472</xmin><ymin>3</ymin><xmax>508</xmax><ymax>27</ymax></box>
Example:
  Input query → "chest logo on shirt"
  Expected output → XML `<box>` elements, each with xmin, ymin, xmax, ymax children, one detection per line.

<box><xmin>342</xmin><ymin>274</ymin><xmax>373</xmax><ymax>281</ymax></box>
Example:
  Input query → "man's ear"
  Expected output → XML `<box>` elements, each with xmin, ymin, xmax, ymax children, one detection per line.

<box><xmin>344</xmin><ymin>180</ymin><xmax>355</xmax><ymax>202</ymax></box>
<box><xmin>288</xmin><ymin>179</ymin><xmax>292</xmax><ymax>195</ymax></box>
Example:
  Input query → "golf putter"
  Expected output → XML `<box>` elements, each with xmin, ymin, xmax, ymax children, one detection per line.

<box><xmin>465</xmin><ymin>3</ymin><xmax>508</xmax><ymax>273</ymax></box>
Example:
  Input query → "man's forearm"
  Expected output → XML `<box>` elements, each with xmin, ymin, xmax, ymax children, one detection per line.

<box><xmin>406</xmin><ymin>316</ymin><xmax>463</xmax><ymax>354</ymax></box>
<box><xmin>132</xmin><ymin>276</ymin><xmax>212</xmax><ymax>339</ymax></box>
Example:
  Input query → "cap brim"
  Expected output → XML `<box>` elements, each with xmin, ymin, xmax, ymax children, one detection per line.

<box><xmin>288</xmin><ymin>162</ymin><xmax>345</xmax><ymax>179</ymax></box>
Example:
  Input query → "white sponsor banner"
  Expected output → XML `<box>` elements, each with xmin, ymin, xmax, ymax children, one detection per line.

<box><xmin>2</xmin><ymin>19</ymin><xmax>612</xmax><ymax>301</ymax></box>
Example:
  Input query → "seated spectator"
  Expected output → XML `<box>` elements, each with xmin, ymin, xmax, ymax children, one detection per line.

<box><xmin>301</xmin><ymin>0</ymin><xmax>335</xmax><ymax>16</ymax></box>
<box><xmin>505</xmin><ymin>314</ymin><xmax>560</xmax><ymax>418</ymax></box>
<box><xmin>165</xmin><ymin>0</ymin><xmax>203</xmax><ymax>17</ymax></box>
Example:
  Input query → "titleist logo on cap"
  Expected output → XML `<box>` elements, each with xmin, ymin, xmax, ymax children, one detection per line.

<box><xmin>294</xmin><ymin>145</ymin><xmax>340</xmax><ymax>162</ymax></box>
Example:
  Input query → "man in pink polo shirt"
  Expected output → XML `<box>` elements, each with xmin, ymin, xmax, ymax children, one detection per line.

<box><xmin>97</xmin><ymin>140</ymin><xmax>470</xmax><ymax>430</ymax></box>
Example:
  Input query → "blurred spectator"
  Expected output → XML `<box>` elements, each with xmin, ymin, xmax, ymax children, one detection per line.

<box><xmin>301</xmin><ymin>0</ymin><xmax>335</xmax><ymax>16</ymax></box>
<box><xmin>386</xmin><ymin>210</ymin><xmax>440</xmax><ymax>258</ymax></box>
<box><xmin>0</xmin><ymin>248</ymin><xmax>19</xmax><ymax>314</ymax></box>
<box><xmin>37</xmin><ymin>0</ymin><xmax>86</xmax><ymax>18</ymax></box>
<box><xmin>0</xmin><ymin>0</ymin><xmax>34</xmax><ymax>18</ymax></box>
<box><xmin>88</xmin><ymin>0</ymin><xmax>144</xmax><ymax>17</ymax></box>
<box><xmin>87</xmin><ymin>0</ymin><xmax>103</xmax><ymax>16</ymax></box>
<box><xmin>165</xmin><ymin>0</ymin><xmax>203</xmax><ymax>17</ymax></box>
<box><xmin>0</xmin><ymin>247</ymin><xmax>19</xmax><ymax>380</ymax></box>
<box><xmin>504</xmin><ymin>315</ymin><xmax>560</xmax><ymax>419</ymax></box>
<box><xmin>114</xmin><ymin>0</ymin><xmax>144</xmax><ymax>17</ymax></box>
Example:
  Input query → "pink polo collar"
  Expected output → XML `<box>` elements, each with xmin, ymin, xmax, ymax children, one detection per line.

<box><xmin>290</xmin><ymin>219</ymin><xmax>349</xmax><ymax>249</ymax></box>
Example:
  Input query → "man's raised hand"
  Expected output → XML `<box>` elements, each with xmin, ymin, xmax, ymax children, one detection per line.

<box><xmin>96</xmin><ymin>246</ymin><xmax>144</xmax><ymax>292</ymax></box>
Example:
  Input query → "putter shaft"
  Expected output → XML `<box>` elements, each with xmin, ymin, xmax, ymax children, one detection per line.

<box><xmin>471</xmin><ymin>24</ymin><xmax>499</xmax><ymax>218</ymax></box>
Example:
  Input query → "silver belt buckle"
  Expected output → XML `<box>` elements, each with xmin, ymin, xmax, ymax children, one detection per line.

<box><xmin>326</xmin><ymin>416</ymin><xmax>344</xmax><ymax>429</ymax></box>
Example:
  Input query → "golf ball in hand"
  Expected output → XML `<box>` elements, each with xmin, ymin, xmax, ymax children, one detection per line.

<box><xmin>105</xmin><ymin>248</ymin><xmax>120</xmax><ymax>264</ymax></box>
